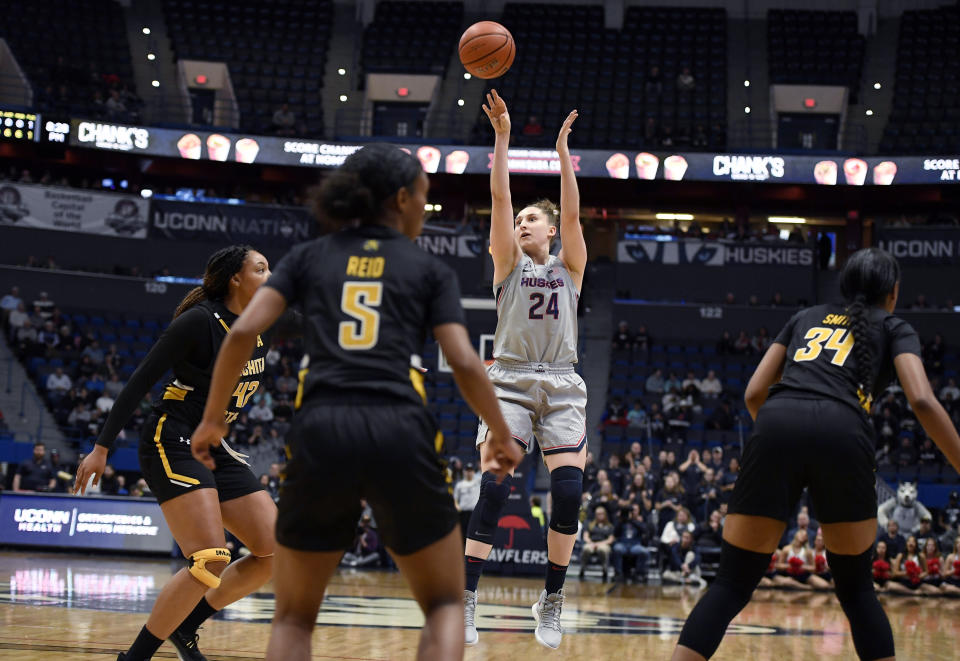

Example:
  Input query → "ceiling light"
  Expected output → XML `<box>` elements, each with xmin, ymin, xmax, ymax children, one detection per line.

<box><xmin>655</xmin><ymin>213</ymin><xmax>694</xmax><ymax>221</ymax></box>
<box><xmin>767</xmin><ymin>216</ymin><xmax>806</xmax><ymax>224</ymax></box>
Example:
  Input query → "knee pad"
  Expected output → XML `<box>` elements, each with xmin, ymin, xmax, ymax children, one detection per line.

<box><xmin>713</xmin><ymin>540</ymin><xmax>772</xmax><ymax>605</ymax></box>
<box><xmin>467</xmin><ymin>472</ymin><xmax>510</xmax><ymax>542</ymax></box>
<box><xmin>676</xmin><ymin>541</ymin><xmax>771</xmax><ymax>657</ymax></box>
<box><xmin>827</xmin><ymin>548</ymin><xmax>876</xmax><ymax>602</ymax></box>
<box><xmin>549</xmin><ymin>465</ymin><xmax>583</xmax><ymax>535</ymax></box>
<box><xmin>828</xmin><ymin>548</ymin><xmax>894</xmax><ymax>660</ymax></box>
<box><xmin>187</xmin><ymin>547</ymin><xmax>231</xmax><ymax>588</ymax></box>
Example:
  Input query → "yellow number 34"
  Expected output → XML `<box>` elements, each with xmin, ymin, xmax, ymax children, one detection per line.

<box><xmin>794</xmin><ymin>326</ymin><xmax>854</xmax><ymax>366</ymax></box>
<box><xmin>339</xmin><ymin>282</ymin><xmax>383</xmax><ymax>350</ymax></box>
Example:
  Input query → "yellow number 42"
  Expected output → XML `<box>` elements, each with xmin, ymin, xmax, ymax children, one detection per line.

<box><xmin>794</xmin><ymin>327</ymin><xmax>854</xmax><ymax>366</ymax></box>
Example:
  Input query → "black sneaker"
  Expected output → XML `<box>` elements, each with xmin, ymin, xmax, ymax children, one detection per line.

<box><xmin>168</xmin><ymin>627</ymin><xmax>209</xmax><ymax>661</ymax></box>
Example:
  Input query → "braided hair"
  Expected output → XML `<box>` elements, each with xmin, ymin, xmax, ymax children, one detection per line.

<box><xmin>173</xmin><ymin>245</ymin><xmax>253</xmax><ymax>318</ymax></box>
<box><xmin>839</xmin><ymin>247</ymin><xmax>900</xmax><ymax>403</ymax></box>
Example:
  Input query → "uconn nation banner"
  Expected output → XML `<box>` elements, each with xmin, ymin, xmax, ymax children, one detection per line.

<box><xmin>0</xmin><ymin>183</ymin><xmax>148</xmax><ymax>238</ymax></box>
<box><xmin>876</xmin><ymin>228</ymin><xmax>960</xmax><ymax>265</ymax></box>
<box><xmin>617</xmin><ymin>240</ymin><xmax>814</xmax><ymax>266</ymax></box>
<box><xmin>149</xmin><ymin>199</ymin><xmax>314</xmax><ymax>246</ymax></box>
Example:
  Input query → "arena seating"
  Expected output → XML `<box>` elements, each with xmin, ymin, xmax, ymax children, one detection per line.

<box><xmin>0</xmin><ymin>0</ymin><xmax>137</xmax><ymax>118</ymax></box>
<box><xmin>470</xmin><ymin>4</ymin><xmax>727</xmax><ymax>150</ymax></box>
<box><xmin>162</xmin><ymin>0</ymin><xmax>332</xmax><ymax>135</ymax></box>
<box><xmin>767</xmin><ymin>10</ymin><xmax>864</xmax><ymax>103</ymax></box>
<box><xmin>879</xmin><ymin>6</ymin><xmax>960</xmax><ymax>154</ymax></box>
<box><xmin>604</xmin><ymin>342</ymin><xmax>751</xmax><ymax>452</ymax></box>
<box><xmin>362</xmin><ymin>1</ymin><xmax>464</xmax><ymax>75</ymax></box>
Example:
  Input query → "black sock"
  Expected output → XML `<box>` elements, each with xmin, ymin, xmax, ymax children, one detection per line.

<box><xmin>545</xmin><ymin>561</ymin><xmax>568</xmax><ymax>594</ymax></box>
<box><xmin>465</xmin><ymin>555</ymin><xmax>485</xmax><ymax>592</ymax></box>
<box><xmin>125</xmin><ymin>625</ymin><xmax>164</xmax><ymax>661</ymax></box>
<box><xmin>178</xmin><ymin>596</ymin><xmax>218</xmax><ymax>634</ymax></box>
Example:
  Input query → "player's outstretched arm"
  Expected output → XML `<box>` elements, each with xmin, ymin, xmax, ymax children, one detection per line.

<box><xmin>895</xmin><ymin>352</ymin><xmax>960</xmax><ymax>473</ymax></box>
<box><xmin>434</xmin><ymin>322</ymin><xmax>521</xmax><ymax>479</ymax></box>
<box><xmin>744</xmin><ymin>344</ymin><xmax>786</xmax><ymax>420</ymax></box>
<box><xmin>193</xmin><ymin>286</ymin><xmax>287</xmax><ymax>469</ymax></box>
<box><xmin>555</xmin><ymin>109</ymin><xmax>586</xmax><ymax>289</ymax></box>
<box><xmin>483</xmin><ymin>89</ymin><xmax>519</xmax><ymax>282</ymax></box>
<box><xmin>74</xmin><ymin>311</ymin><xmax>199</xmax><ymax>494</ymax></box>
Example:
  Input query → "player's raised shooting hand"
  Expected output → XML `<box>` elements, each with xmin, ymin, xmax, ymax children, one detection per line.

<box><xmin>556</xmin><ymin>109</ymin><xmax>578</xmax><ymax>153</ymax></box>
<box><xmin>483</xmin><ymin>89</ymin><xmax>511</xmax><ymax>135</ymax></box>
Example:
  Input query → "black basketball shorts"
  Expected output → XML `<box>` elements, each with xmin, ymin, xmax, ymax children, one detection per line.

<box><xmin>276</xmin><ymin>398</ymin><xmax>458</xmax><ymax>556</ymax></box>
<box><xmin>139</xmin><ymin>413</ymin><xmax>264</xmax><ymax>505</ymax></box>
<box><xmin>730</xmin><ymin>395</ymin><xmax>877</xmax><ymax>524</ymax></box>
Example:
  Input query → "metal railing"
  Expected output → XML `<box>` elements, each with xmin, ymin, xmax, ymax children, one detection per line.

<box><xmin>332</xmin><ymin>107</ymin><xmax>474</xmax><ymax>142</ymax></box>
<box><xmin>18</xmin><ymin>381</ymin><xmax>44</xmax><ymax>443</ymax></box>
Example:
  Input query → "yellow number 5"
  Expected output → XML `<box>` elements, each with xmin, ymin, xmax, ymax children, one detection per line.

<box><xmin>339</xmin><ymin>282</ymin><xmax>382</xmax><ymax>350</ymax></box>
<box><xmin>794</xmin><ymin>327</ymin><xmax>854</xmax><ymax>366</ymax></box>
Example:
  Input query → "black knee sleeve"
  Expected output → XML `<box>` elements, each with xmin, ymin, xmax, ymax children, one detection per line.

<box><xmin>466</xmin><ymin>472</ymin><xmax>510</xmax><ymax>543</ymax></box>
<box><xmin>677</xmin><ymin>540</ymin><xmax>771</xmax><ymax>658</ymax></box>
<box><xmin>828</xmin><ymin>549</ymin><xmax>895</xmax><ymax>661</ymax></box>
<box><xmin>549</xmin><ymin>465</ymin><xmax>583</xmax><ymax>535</ymax></box>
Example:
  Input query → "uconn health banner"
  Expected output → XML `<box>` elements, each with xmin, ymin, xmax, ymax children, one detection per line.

<box><xmin>149</xmin><ymin>198</ymin><xmax>314</xmax><ymax>246</ymax></box>
<box><xmin>64</xmin><ymin>119</ymin><xmax>960</xmax><ymax>185</ymax></box>
<box><xmin>617</xmin><ymin>239</ymin><xmax>814</xmax><ymax>266</ymax></box>
<box><xmin>0</xmin><ymin>492</ymin><xmax>174</xmax><ymax>553</ymax></box>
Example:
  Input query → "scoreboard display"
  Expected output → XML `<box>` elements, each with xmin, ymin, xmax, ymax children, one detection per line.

<box><xmin>0</xmin><ymin>109</ymin><xmax>37</xmax><ymax>142</ymax></box>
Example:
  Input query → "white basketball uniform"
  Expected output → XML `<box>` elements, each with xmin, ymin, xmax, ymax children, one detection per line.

<box><xmin>476</xmin><ymin>253</ymin><xmax>588</xmax><ymax>455</ymax></box>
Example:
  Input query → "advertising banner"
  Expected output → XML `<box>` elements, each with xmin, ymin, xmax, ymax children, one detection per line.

<box><xmin>149</xmin><ymin>198</ymin><xmax>314</xmax><ymax>246</ymax></box>
<box><xmin>0</xmin><ymin>182</ymin><xmax>148</xmax><ymax>237</ymax></box>
<box><xmin>875</xmin><ymin>227</ymin><xmax>960</xmax><ymax>265</ymax></box>
<box><xmin>414</xmin><ymin>233</ymin><xmax>490</xmax><ymax>295</ymax></box>
<box><xmin>0</xmin><ymin>492</ymin><xmax>174</xmax><ymax>553</ymax></box>
<box><xmin>65</xmin><ymin>119</ymin><xmax>960</xmax><ymax>185</ymax></box>
<box><xmin>617</xmin><ymin>240</ymin><xmax>814</xmax><ymax>266</ymax></box>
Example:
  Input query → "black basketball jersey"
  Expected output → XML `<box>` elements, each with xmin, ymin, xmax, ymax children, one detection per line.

<box><xmin>96</xmin><ymin>299</ymin><xmax>270</xmax><ymax>449</ymax></box>
<box><xmin>768</xmin><ymin>303</ymin><xmax>922</xmax><ymax>414</ymax></box>
<box><xmin>266</xmin><ymin>224</ymin><xmax>466</xmax><ymax>407</ymax></box>
<box><xmin>154</xmin><ymin>300</ymin><xmax>269</xmax><ymax>426</ymax></box>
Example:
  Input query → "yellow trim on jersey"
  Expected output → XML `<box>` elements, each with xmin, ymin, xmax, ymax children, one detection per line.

<box><xmin>294</xmin><ymin>367</ymin><xmax>307</xmax><ymax>410</ymax></box>
<box><xmin>409</xmin><ymin>368</ymin><xmax>427</xmax><ymax>404</ymax></box>
<box><xmin>163</xmin><ymin>385</ymin><xmax>188</xmax><ymax>401</ymax></box>
<box><xmin>153</xmin><ymin>414</ymin><xmax>201</xmax><ymax>485</ymax></box>
<box><xmin>435</xmin><ymin>430</ymin><xmax>444</xmax><ymax>455</ymax></box>
<box><xmin>214</xmin><ymin>312</ymin><xmax>262</xmax><ymax>346</ymax></box>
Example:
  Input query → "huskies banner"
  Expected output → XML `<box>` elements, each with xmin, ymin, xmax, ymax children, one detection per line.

<box><xmin>149</xmin><ymin>199</ymin><xmax>314</xmax><ymax>246</ymax></box>
<box><xmin>876</xmin><ymin>228</ymin><xmax>960</xmax><ymax>265</ymax></box>
<box><xmin>617</xmin><ymin>240</ymin><xmax>814</xmax><ymax>267</ymax></box>
<box><xmin>0</xmin><ymin>183</ymin><xmax>148</xmax><ymax>238</ymax></box>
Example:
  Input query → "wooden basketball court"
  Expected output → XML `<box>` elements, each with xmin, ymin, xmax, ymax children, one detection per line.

<box><xmin>1</xmin><ymin>551</ymin><xmax>958</xmax><ymax>660</ymax></box>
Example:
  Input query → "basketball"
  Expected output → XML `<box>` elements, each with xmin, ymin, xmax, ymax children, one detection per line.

<box><xmin>458</xmin><ymin>21</ymin><xmax>515</xmax><ymax>79</ymax></box>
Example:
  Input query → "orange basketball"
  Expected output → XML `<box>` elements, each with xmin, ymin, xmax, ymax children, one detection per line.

<box><xmin>458</xmin><ymin>21</ymin><xmax>515</xmax><ymax>79</ymax></box>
